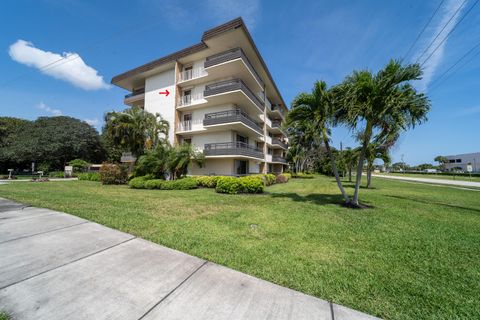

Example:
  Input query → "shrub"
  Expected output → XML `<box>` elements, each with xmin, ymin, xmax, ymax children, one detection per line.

<box><xmin>99</xmin><ymin>163</ymin><xmax>128</xmax><ymax>185</ymax></box>
<box><xmin>275</xmin><ymin>174</ymin><xmax>288</xmax><ymax>184</ymax></box>
<box><xmin>129</xmin><ymin>177</ymin><xmax>198</xmax><ymax>190</ymax></box>
<box><xmin>77</xmin><ymin>172</ymin><xmax>100</xmax><ymax>181</ymax></box>
<box><xmin>239</xmin><ymin>176</ymin><xmax>264</xmax><ymax>193</ymax></box>
<box><xmin>195</xmin><ymin>175</ymin><xmax>221</xmax><ymax>188</ymax></box>
<box><xmin>282</xmin><ymin>173</ymin><xmax>292</xmax><ymax>180</ymax></box>
<box><xmin>129</xmin><ymin>176</ymin><xmax>149</xmax><ymax>189</ymax></box>
<box><xmin>68</xmin><ymin>159</ymin><xmax>90</xmax><ymax>172</ymax></box>
<box><xmin>49</xmin><ymin>171</ymin><xmax>64</xmax><ymax>178</ymax></box>
<box><xmin>216</xmin><ymin>176</ymin><xmax>242</xmax><ymax>194</ymax></box>
<box><xmin>293</xmin><ymin>172</ymin><xmax>314</xmax><ymax>179</ymax></box>
<box><xmin>265</xmin><ymin>173</ymin><xmax>276</xmax><ymax>186</ymax></box>
<box><xmin>216</xmin><ymin>176</ymin><xmax>264</xmax><ymax>194</ymax></box>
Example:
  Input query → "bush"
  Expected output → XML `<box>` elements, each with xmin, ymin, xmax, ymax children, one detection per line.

<box><xmin>216</xmin><ymin>176</ymin><xmax>242</xmax><ymax>194</ymax></box>
<box><xmin>77</xmin><ymin>172</ymin><xmax>100</xmax><ymax>181</ymax></box>
<box><xmin>265</xmin><ymin>173</ymin><xmax>276</xmax><ymax>186</ymax></box>
<box><xmin>282</xmin><ymin>173</ymin><xmax>292</xmax><ymax>180</ymax></box>
<box><xmin>49</xmin><ymin>171</ymin><xmax>64</xmax><ymax>178</ymax></box>
<box><xmin>99</xmin><ymin>163</ymin><xmax>128</xmax><ymax>185</ymax></box>
<box><xmin>129</xmin><ymin>177</ymin><xmax>198</xmax><ymax>190</ymax></box>
<box><xmin>216</xmin><ymin>176</ymin><xmax>264</xmax><ymax>194</ymax></box>
<box><xmin>194</xmin><ymin>175</ymin><xmax>221</xmax><ymax>188</ymax></box>
<box><xmin>68</xmin><ymin>159</ymin><xmax>90</xmax><ymax>172</ymax></box>
<box><xmin>275</xmin><ymin>174</ymin><xmax>289</xmax><ymax>184</ymax></box>
<box><xmin>129</xmin><ymin>176</ymin><xmax>149</xmax><ymax>189</ymax></box>
<box><xmin>239</xmin><ymin>176</ymin><xmax>264</xmax><ymax>193</ymax></box>
<box><xmin>293</xmin><ymin>172</ymin><xmax>314</xmax><ymax>179</ymax></box>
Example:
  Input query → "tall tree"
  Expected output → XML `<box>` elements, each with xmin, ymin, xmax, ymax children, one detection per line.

<box><xmin>434</xmin><ymin>155</ymin><xmax>448</xmax><ymax>171</ymax></box>
<box><xmin>287</xmin><ymin>81</ymin><xmax>351</xmax><ymax>204</ymax></box>
<box><xmin>335</xmin><ymin>60</ymin><xmax>430</xmax><ymax>207</ymax></box>
<box><xmin>341</xmin><ymin>147</ymin><xmax>358</xmax><ymax>182</ymax></box>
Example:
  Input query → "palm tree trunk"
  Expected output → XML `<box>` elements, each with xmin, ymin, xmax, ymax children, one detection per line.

<box><xmin>348</xmin><ymin>167</ymin><xmax>352</xmax><ymax>182</ymax></box>
<box><xmin>366</xmin><ymin>167</ymin><xmax>372</xmax><ymax>188</ymax></box>
<box><xmin>352</xmin><ymin>122</ymin><xmax>372</xmax><ymax>206</ymax></box>
<box><xmin>323</xmin><ymin>137</ymin><xmax>350</xmax><ymax>203</ymax></box>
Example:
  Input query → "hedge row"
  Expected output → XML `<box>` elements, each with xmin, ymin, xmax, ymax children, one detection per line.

<box><xmin>129</xmin><ymin>176</ymin><xmax>197</xmax><ymax>190</ymax></box>
<box><xmin>77</xmin><ymin>172</ymin><xmax>100</xmax><ymax>181</ymax></box>
<box><xmin>195</xmin><ymin>173</ymin><xmax>291</xmax><ymax>194</ymax></box>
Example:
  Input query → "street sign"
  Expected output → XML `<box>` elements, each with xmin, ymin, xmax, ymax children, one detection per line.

<box><xmin>466</xmin><ymin>164</ymin><xmax>473</xmax><ymax>173</ymax></box>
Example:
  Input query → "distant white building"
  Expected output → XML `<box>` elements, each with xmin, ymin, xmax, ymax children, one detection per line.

<box><xmin>444</xmin><ymin>152</ymin><xmax>480</xmax><ymax>172</ymax></box>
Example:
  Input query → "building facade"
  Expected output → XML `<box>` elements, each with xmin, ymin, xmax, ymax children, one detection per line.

<box><xmin>111</xmin><ymin>18</ymin><xmax>288</xmax><ymax>176</ymax></box>
<box><xmin>444</xmin><ymin>152</ymin><xmax>479</xmax><ymax>172</ymax></box>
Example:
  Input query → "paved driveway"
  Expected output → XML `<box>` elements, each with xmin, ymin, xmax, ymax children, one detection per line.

<box><xmin>0</xmin><ymin>198</ymin><xmax>379</xmax><ymax>320</ymax></box>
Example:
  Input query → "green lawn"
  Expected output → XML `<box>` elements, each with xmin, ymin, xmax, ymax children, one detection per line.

<box><xmin>1</xmin><ymin>176</ymin><xmax>479</xmax><ymax>319</ymax></box>
<box><xmin>384</xmin><ymin>172</ymin><xmax>480</xmax><ymax>182</ymax></box>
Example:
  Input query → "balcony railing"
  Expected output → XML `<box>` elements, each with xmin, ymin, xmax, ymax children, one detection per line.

<box><xmin>177</xmin><ymin>92</ymin><xmax>204</xmax><ymax>107</ymax></box>
<box><xmin>179</xmin><ymin>68</ymin><xmax>207</xmax><ymax>82</ymax></box>
<box><xmin>203</xmin><ymin>109</ymin><xmax>262</xmax><ymax>134</ymax></box>
<box><xmin>205</xmin><ymin>48</ymin><xmax>264</xmax><ymax>87</ymax></box>
<box><xmin>204</xmin><ymin>141</ymin><xmax>263</xmax><ymax>159</ymax></box>
<box><xmin>271</xmin><ymin>105</ymin><xmax>286</xmax><ymax>117</ymax></box>
<box><xmin>272</xmin><ymin>156</ymin><xmax>287</xmax><ymax>164</ymax></box>
<box><xmin>271</xmin><ymin>120</ymin><xmax>282</xmax><ymax>128</ymax></box>
<box><xmin>272</xmin><ymin>138</ymin><xmax>288</xmax><ymax>149</ymax></box>
<box><xmin>124</xmin><ymin>88</ymin><xmax>145</xmax><ymax>99</ymax></box>
<box><xmin>204</xmin><ymin>79</ymin><xmax>265</xmax><ymax>112</ymax></box>
<box><xmin>177</xmin><ymin>119</ymin><xmax>203</xmax><ymax>132</ymax></box>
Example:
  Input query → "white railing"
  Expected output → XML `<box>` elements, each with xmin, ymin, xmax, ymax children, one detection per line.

<box><xmin>177</xmin><ymin>119</ymin><xmax>203</xmax><ymax>132</ymax></box>
<box><xmin>260</xmin><ymin>114</ymin><xmax>272</xmax><ymax>128</ymax></box>
<box><xmin>177</xmin><ymin>92</ymin><xmax>204</xmax><ymax>107</ymax></box>
<box><xmin>179</xmin><ymin>68</ymin><xmax>207</xmax><ymax>82</ymax></box>
<box><xmin>263</xmin><ymin>135</ymin><xmax>272</xmax><ymax>145</ymax></box>
<box><xmin>265</xmin><ymin>154</ymin><xmax>272</xmax><ymax>162</ymax></box>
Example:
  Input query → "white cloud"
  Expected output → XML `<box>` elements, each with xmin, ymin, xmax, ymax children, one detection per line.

<box><xmin>8</xmin><ymin>40</ymin><xmax>110</xmax><ymax>90</ymax></box>
<box><xmin>206</xmin><ymin>0</ymin><xmax>260</xmax><ymax>30</ymax></box>
<box><xmin>84</xmin><ymin>118</ymin><xmax>100</xmax><ymax>126</ymax></box>
<box><xmin>37</xmin><ymin>102</ymin><xmax>62</xmax><ymax>116</ymax></box>
<box><xmin>415</xmin><ymin>0</ymin><xmax>466</xmax><ymax>91</ymax></box>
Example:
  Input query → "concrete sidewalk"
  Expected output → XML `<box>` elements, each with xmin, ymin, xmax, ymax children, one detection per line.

<box><xmin>373</xmin><ymin>174</ymin><xmax>480</xmax><ymax>188</ymax></box>
<box><xmin>0</xmin><ymin>198</ymin><xmax>380</xmax><ymax>320</ymax></box>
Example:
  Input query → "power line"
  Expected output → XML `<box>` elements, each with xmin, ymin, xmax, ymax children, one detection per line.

<box><xmin>415</xmin><ymin>0</ymin><xmax>468</xmax><ymax>64</ymax></box>
<box><xmin>429</xmin><ymin>41</ymin><xmax>480</xmax><ymax>92</ymax></box>
<box><xmin>421</xmin><ymin>0</ymin><xmax>479</xmax><ymax>66</ymax></box>
<box><xmin>403</xmin><ymin>0</ymin><xmax>446</xmax><ymax>61</ymax></box>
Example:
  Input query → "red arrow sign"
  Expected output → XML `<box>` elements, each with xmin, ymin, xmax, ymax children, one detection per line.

<box><xmin>159</xmin><ymin>89</ymin><xmax>170</xmax><ymax>97</ymax></box>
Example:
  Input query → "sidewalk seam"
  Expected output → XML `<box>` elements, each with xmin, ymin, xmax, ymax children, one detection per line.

<box><xmin>137</xmin><ymin>260</ymin><xmax>209</xmax><ymax>320</ymax></box>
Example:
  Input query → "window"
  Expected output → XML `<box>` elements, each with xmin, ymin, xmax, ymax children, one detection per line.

<box><xmin>449</xmin><ymin>159</ymin><xmax>455</xmax><ymax>163</ymax></box>
<box><xmin>267</xmin><ymin>148</ymin><xmax>272</xmax><ymax>155</ymax></box>
<box><xmin>182</xmin><ymin>89</ymin><xmax>192</xmax><ymax>105</ymax></box>
<box><xmin>236</xmin><ymin>134</ymin><xmax>248</xmax><ymax>144</ymax></box>
<box><xmin>235</xmin><ymin>160</ymin><xmax>248</xmax><ymax>175</ymax></box>
<box><xmin>183</xmin><ymin>138</ymin><xmax>191</xmax><ymax>144</ymax></box>
<box><xmin>183</xmin><ymin>65</ymin><xmax>193</xmax><ymax>80</ymax></box>
<box><xmin>456</xmin><ymin>159</ymin><xmax>462</xmax><ymax>163</ymax></box>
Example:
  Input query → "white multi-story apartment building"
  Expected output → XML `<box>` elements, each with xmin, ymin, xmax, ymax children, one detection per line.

<box><xmin>111</xmin><ymin>18</ymin><xmax>288</xmax><ymax>176</ymax></box>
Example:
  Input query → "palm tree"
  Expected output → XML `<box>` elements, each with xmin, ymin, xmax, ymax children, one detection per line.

<box><xmin>104</xmin><ymin>107</ymin><xmax>170</xmax><ymax>157</ymax></box>
<box><xmin>434</xmin><ymin>155</ymin><xmax>448</xmax><ymax>171</ymax></box>
<box><xmin>288</xmin><ymin>81</ymin><xmax>351</xmax><ymax>204</ymax></box>
<box><xmin>364</xmin><ymin>143</ymin><xmax>391</xmax><ymax>188</ymax></box>
<box><xmin>335</xmin><ymin>60</ymin><xmax>430</xmax><ymax>206</ymax></box>
<box><xmin>341</xmin><ymin>147</ymin><xmax>358</xmax><ymax>182</ymax></box>
<box><xmin>167</xmin><ymin>143</ymin><xmax>205</xmax><ymax>180</ymax></box>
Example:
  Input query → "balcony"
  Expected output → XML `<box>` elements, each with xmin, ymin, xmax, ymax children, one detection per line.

<box><xmin>270</xmin><ymin>105</ymin><xmax>286</xmax><ymax>119</ymax></box>
<box><xmin>204</xmin><ymin>79</ymin><xmax>265</xmax><ymax>114</ymax></box>
<box><xmin>177</xmin><ymin>119</ymin><xmax>204</xmax><ymax>133</ymax></box>
<box><xmin>178</xmin><ymin>67</ymin><xmax>207</xmax><ymax>86</ymax></box>
<box><xmin>177</xmin><ymin>92</ymin><xmax>205</xmax><ymax>108</ymax></box>
<box><xmin>272</xmin><ymin>156</ymin><xmax>287</xmax><ymax>164</ymax></box>
<box><xmin>124</xmin><ymin>89</ymin><xmax>145</xmax><ymax>107</ymax></box>
<box><xmin>204</xmin><ymin>48</ymin><xmax>264</xmax><ymax>89</ymax></box>
<box><xmin>203</xmin><ymin>109</ymin><xmax>263</xmax><ymax>135</ymax></box>
<box><xmin>271</xmin><ymin>120</ymin><xmax>282</xmax><ymax>128</ymax></box>
<box><xmin>272</xmin><ymin>138</ymin><xmax>288</xmax><ymax>149</ymax></box>
<box><xmin>204</xmin><ymin>141</ymin><xmax>264</xmax><ymax>159</ymax></box>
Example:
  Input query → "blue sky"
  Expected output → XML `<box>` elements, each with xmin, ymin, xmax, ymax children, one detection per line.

<box><xmin>1</xmin><ymin>0</ymin><xmax>479</xmax><ymax>165</ymax></box>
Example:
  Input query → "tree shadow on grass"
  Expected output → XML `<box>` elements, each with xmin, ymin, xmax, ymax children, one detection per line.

<box><xmin>269</xmin><ymin>192</ymin><xmax>373</xmax><ymax>208</ymax></box>
<box><xmin>386</xmin><ymin>195</ymin><xmax>480</xmax><ymax>214</ymax></box>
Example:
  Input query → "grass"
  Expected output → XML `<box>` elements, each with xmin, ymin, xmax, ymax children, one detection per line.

<box><xmin>1</xmin><ymin>176</ymin><xmax>479</xmax><ymax>319</ymax></box>
<box><xmin>383</xmin><ymin>172</ymin><xmax>480</xmax><ymax>182</ymax></box>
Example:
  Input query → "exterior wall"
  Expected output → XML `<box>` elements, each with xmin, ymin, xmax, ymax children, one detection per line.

<box><xmin>444</xmin><ymin>152</ymin><xmax>480</xmax><ymax>172</ymax></box>
<box><xmin>144</xmin><ymin>68</ymin><xmax>176</xmax><ymax>144</ymax></box>
<box><xmin>249</xmin><ymin>159</ymin><xmax>261</xmax><ymax>173</ymax></box>
<box><xmin>188</xmin><ymin>159</ymin><xmax>233</xmax><ymax>175</ymax></box>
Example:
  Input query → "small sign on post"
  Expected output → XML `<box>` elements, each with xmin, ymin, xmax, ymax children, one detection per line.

<box><xmin>467</xmin><ymin>163</ymin><xmax>473</xmax><ymax>181</ymax></box>
<box><xmin>64</xmin><ymin>166</ymin><xmax>73</xmax><ymax>178</ymax></box>
<box><xmin>7</xmin><ymin>169</ymin><xmax>13</xmax><ymax>180</ymax></box>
